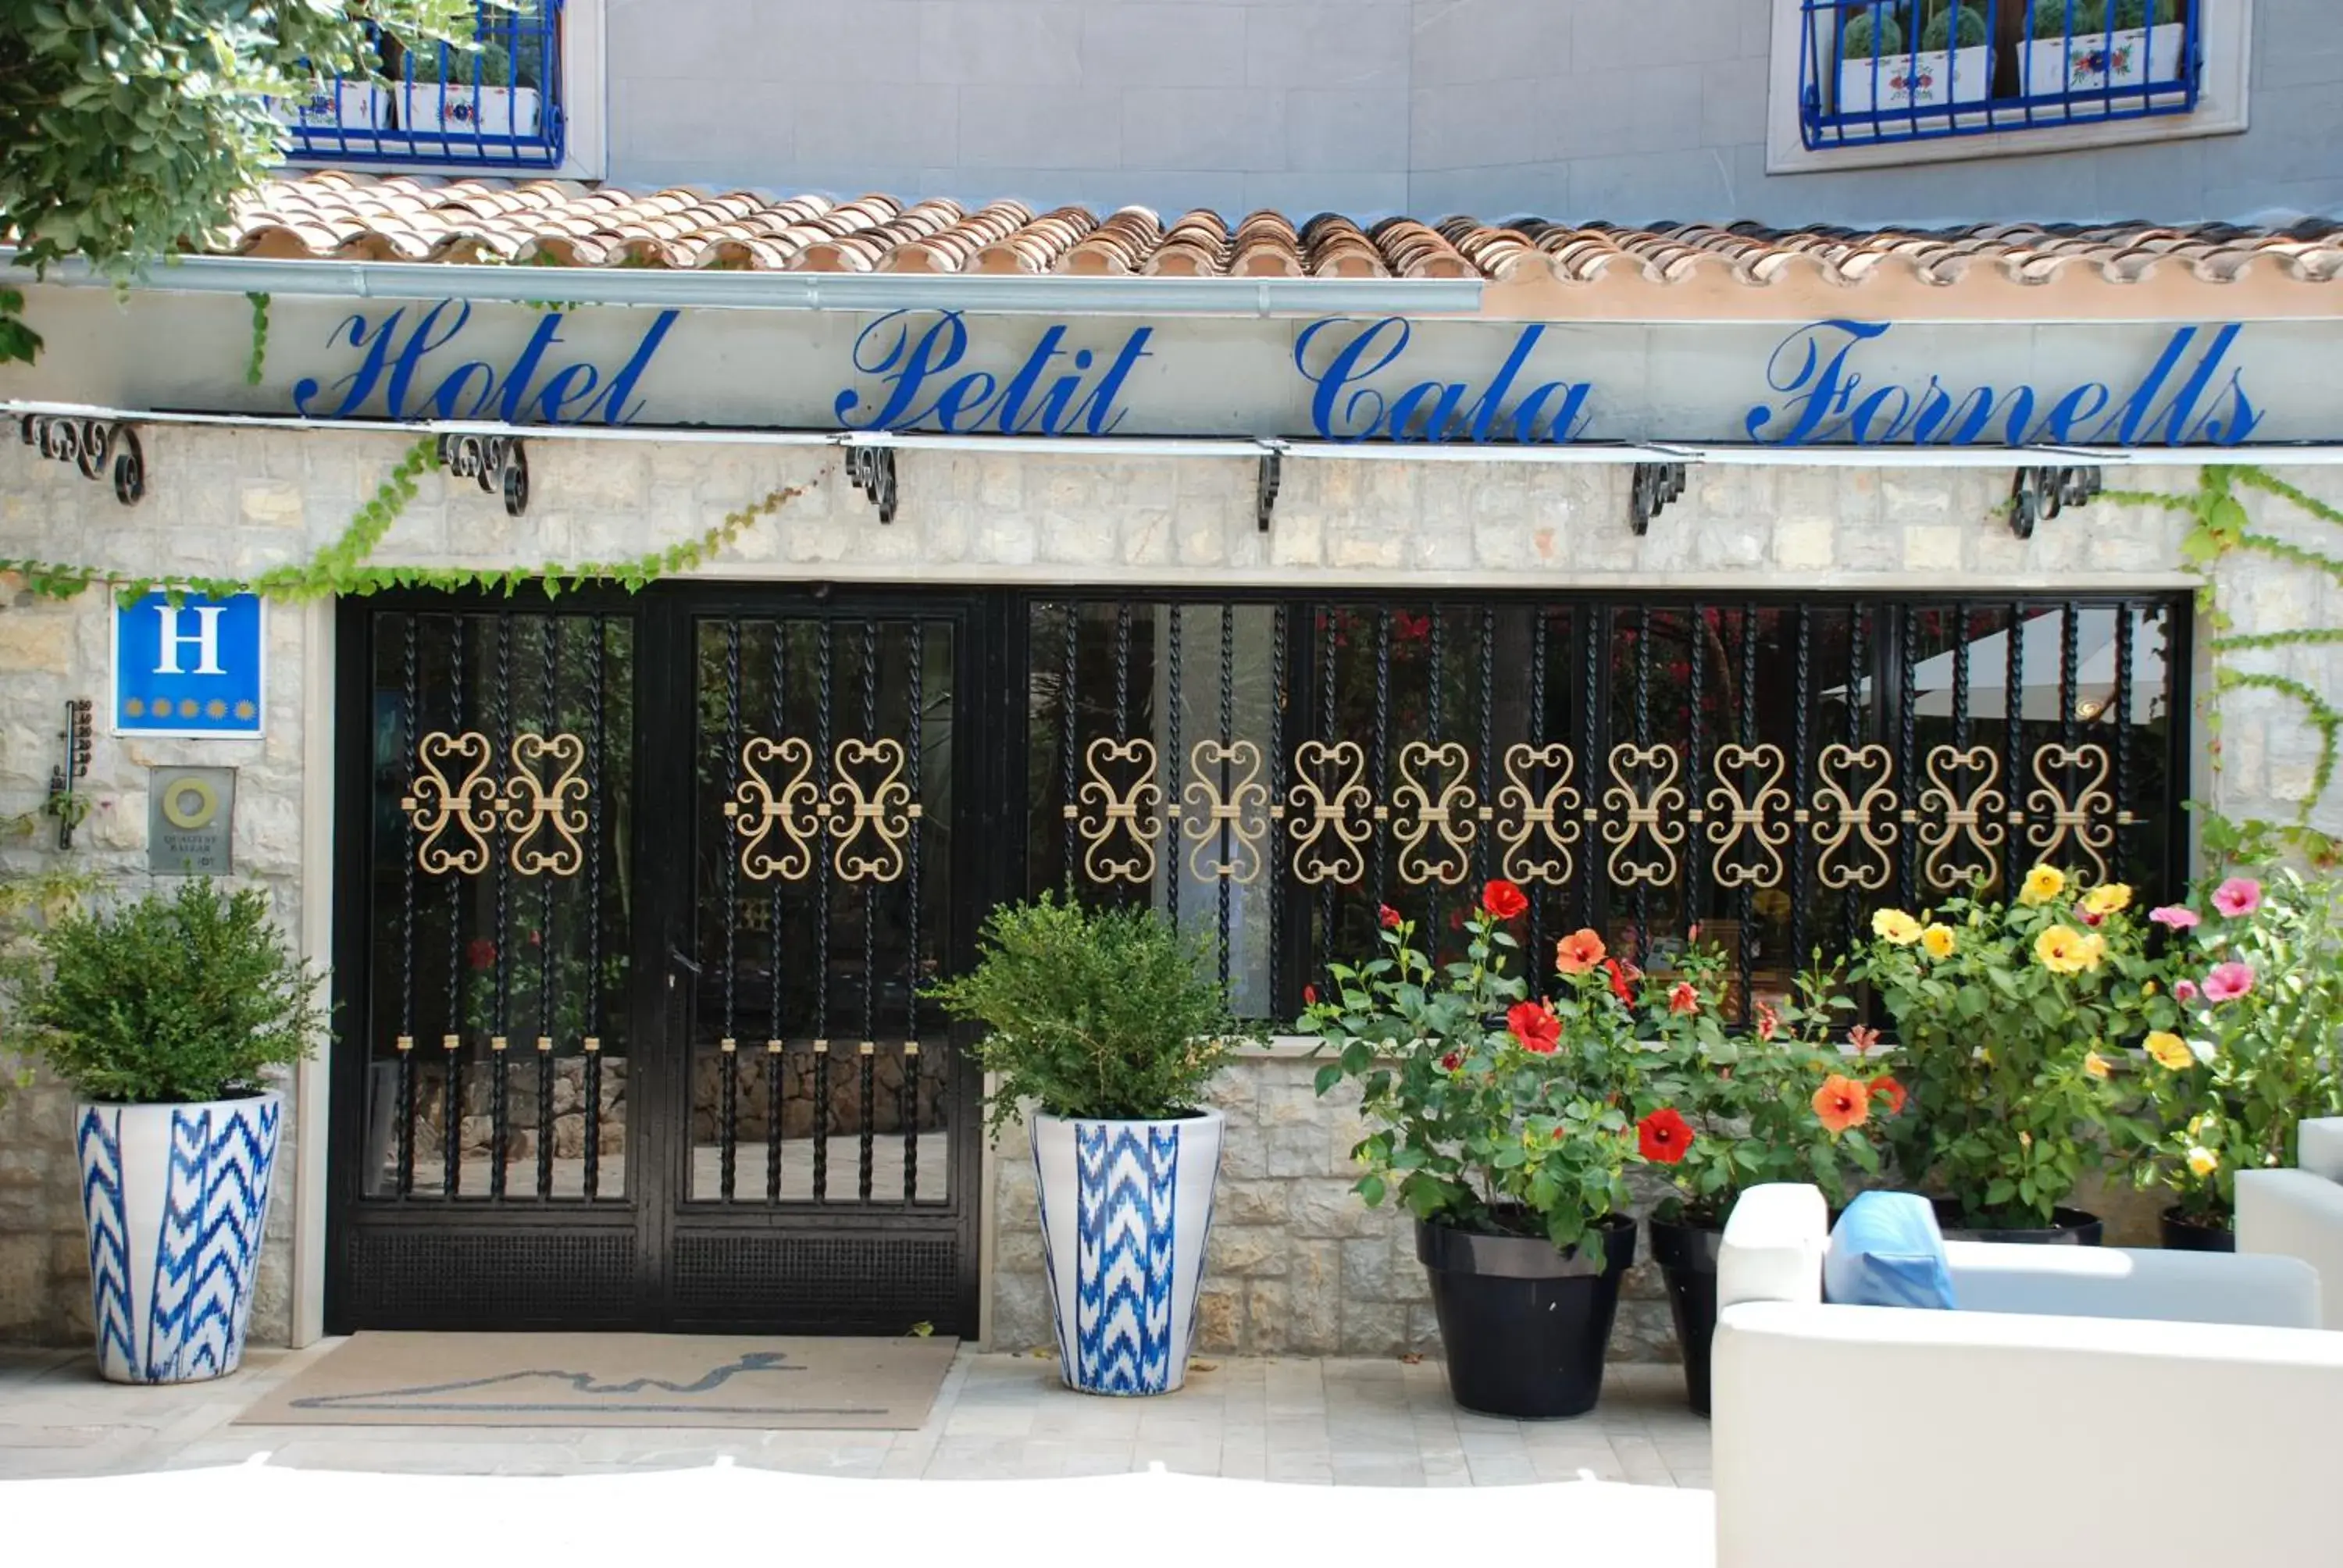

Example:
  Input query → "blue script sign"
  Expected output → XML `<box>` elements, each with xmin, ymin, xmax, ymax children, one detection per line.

<box><xmin>831</xmin><ymin>310</ymin><xmax>1155</xmax><ymax>435</ymax></box>
<box><xmin>1743</xmin><ymin>320</ymin><xmax>2262</xmax><ymax>447</ymax></box>
<box><xmin>1293</xmin><ymin>317</ymin><xmax>1594</xmax><ymax>444</ymax></box>
<box><xmin>292</xmin><ymin>301</ymin><xmax>677</xmax><ymax>425</ymax></box>
<box><xmin>113</xmin><ymin>591</ymin><xmax>265</xmax><ymax>738</ymax></box>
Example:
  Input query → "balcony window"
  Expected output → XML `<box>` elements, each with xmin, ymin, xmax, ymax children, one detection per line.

<box><xmin>284</xmin><ymin>1</ymin><xmax>565</xmax><ymax>169</ymax></box>
<box><xmin>1798</xmin><ymin>0</ymin><xmax>2202</xmax><ymax>151</ymax></box>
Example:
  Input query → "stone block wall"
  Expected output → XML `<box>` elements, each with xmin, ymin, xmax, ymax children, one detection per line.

<box><xmin>5</xmin><ymin>424</ymin><xmax>2341</xmax><ymax>1350</ymax></box>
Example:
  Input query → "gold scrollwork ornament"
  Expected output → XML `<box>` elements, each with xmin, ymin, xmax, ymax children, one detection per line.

<box><xmin>829</xmin><ymin>737</ymin><xmax>919</xmax><ymax>884</ymax></box>
<box><xmin>1074</xmin><ymin>736</ymin><xmax>1162</xmax><ymax>886</ymax></box>
<box><xmin>1602</xmin><ymin>743</ymin><xmax>1686</xmax><ymax>888</ymax></box>
<box><xmin>1494</xmin><ymin>742</ymin><xmax>1582</xmax><ymax>886</ymax></box>
<box><xmin>729</xmin><ymin>736</ymin><xmax>822</xmax><ymax>883</ymax></box>
<box><xmin>1811</xmin><ymin>743</ymin><xmax>1899</xmax><ymax>893</ymax></box>
<box><xmin>1917</xmin><ymin>744</ymin><xmax>2008</xmax><ymax>893</ymax></box>
<box><xmin>2026</xmin><ymin>743</ymin><xmax>2116</xmax><ymax>886</ymax></box>
<box><xmin>503</xmin><ymin>732</ymin><xmax>590</xmax><ymax>877</ymax></box>
<box><xmin>403</xmin><ymin>730</ymin><xmax>500</xmax><ymax>877</ymax></box>
<box><xmin>1706</xmin><ymin>742</ymin><xmax>1791</xmax><ymax>889</ymax></box>
<box><xmin>1391</xmin><ymin>740</ymin><xmax>1478</xmax><ymax>887</ymax></box>
<box><xmin>1181</xmin><ymin>739</ymin><xmax>1271</xmax><ymax>884</ymax></box>
<box><xmin>1286</xmin><ymin>739</ymin><xmax>1373</xmax><ymax>886</ymax></box>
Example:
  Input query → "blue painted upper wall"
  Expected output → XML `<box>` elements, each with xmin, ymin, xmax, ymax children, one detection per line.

<box><xmin>602</xmin><ymin>0</ymin><xmax>2341</xmax><ymax>225</ymax></box>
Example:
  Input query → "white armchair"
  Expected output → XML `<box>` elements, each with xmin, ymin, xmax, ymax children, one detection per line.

<box><xmin>1712</xmin><ymin>1183</ymin><xmax>2342</xmax><ymax>1568</ymax></box>
<box><xmin>2239</xmin><ymin>1116</ymin><xmax>2343</xmax><ymax>1331</ymax></box>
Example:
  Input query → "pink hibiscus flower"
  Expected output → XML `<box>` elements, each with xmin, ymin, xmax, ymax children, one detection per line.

<box><xmin>2202</xmin><ymin>962</ymin><xmax>2256</xmax><ymax>1004</ymax></box>
<box><xmin>2212</xmin><ymin>878</ymin><xmax>2263</xmax><ymax>919</ymax></box>
<box><xmin>2173</xmin><ymin>978</ymin><xmax>2199</xmax><ymax>1003</ymax></box>
<box><xmin>2149</xmin><ymin>905</ymin><xmax>2200</xmax><ymax>931</ymax></box>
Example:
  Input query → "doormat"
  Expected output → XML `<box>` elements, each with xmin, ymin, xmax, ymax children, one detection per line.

<box><xmin>235</xmin><ymin>1333</ymin><xmax>959</xmax><ymax>1430</ymax></box>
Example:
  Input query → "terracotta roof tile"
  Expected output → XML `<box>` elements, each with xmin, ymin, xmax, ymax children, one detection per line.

<box><xmin>179</xmin><ymin>173</ymin><xmax>2343</xmax><ymax>316</ymax></box>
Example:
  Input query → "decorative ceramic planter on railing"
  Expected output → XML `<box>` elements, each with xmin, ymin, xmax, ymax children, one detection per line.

<box><xmin>74</xmin><ymin>1094</ymin><xmax>283</xmax><ymax>1384</ymax></box>
<box><xmin>1030</xmin><ymin>1110</ymin><xmax>1224</xmax><ymax>1396</ymax></box>
<box><xmin>2023</xmin><ymin>22</ymin><xmax>2188</xmax><ymax>108</ymax></box>
<box><xmin>400</xmin><ymin>84</ymin><xmax>543</xmax><ymax>141</ymax></box>
<box><xmin>1836</xmin><ymin>45</ymin><xmax>1993</xmax><ymax>123</ymax></box>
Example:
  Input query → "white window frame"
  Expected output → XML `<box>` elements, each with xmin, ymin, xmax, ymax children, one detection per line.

<box><xmin>1764</xmin><ymin>0</ymin><xmax>2252</xmax><ymax>175</ymax></box>
<box><xmin>282</xmin><ymin>0</ymin><xmax>606</xmax><ymax>181</ymax></box>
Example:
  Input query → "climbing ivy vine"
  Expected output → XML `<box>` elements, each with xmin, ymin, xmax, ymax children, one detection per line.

<box><xmin>2106</xmin><ymin>465</ymin><xmax>2343</xmax><ymax>863</ymax></box>
<box><xmin>0</xmin><ymin>437</ymin><xmax>827</xmax><ymax>608</ymax></box>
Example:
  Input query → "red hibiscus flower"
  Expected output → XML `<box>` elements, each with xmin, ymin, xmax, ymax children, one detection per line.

<box><xmin>1813</xmin><ymin>1074</ymin><xmax>1871</xmax><ymax>1133</ymax></box>
<box><xmin>1870</xmin><ymin>1074</ymin><xmax>1907</xmax><ymax>1116</ymax></box>
<box><xmin>1555</xmin><ymin>928</ymin><xmax>1607</xmax><ymax>975</ymax></box>
<box><xmin>465</xmin><ymin>937</ymin><xmax>498</xmax><ymax>971</ymax></box>
<box><xmin>1303</xmin><ymin>985</ymin><xmax>1318</xmax><ymax>1007</ymax></box>
<box><xmin>1755</xmin><ymin>1000</ymin><xmax>1781</xmax><ymax>1042</ymax></box>
<box><xmin>1378</xmin><ymin>903</ymin><xmax>1403</xmax><ymax>930</ymax></box>
<box><xmin>1638</xmin><ymin>1107</ymin><xmax>1696</xmax><ymax>1164</ymax></box>
<box><xmin>1439</xmin><ymin>1051</ymin><xmax>1461</xmax><ymax>1073</ymax></box>
<box><xmin>1507</xmin><ymin>1000</ymin><xmax>1561</xmax><ymax>1054</ymax></box>
<box><xmin>1668</xmin><ymin>982</ymin><xmax>1699</xmax><ymax>1017</ymax></box>
<box><xmin>1481</xmin><ymin>879</ymin><xmax>1528</xmax><ymax>921</ymax></box>
<box><xmin>1604</xmin><ymin>957</ymin><xmax>1639</xmax><ymax>1007</ymax></box>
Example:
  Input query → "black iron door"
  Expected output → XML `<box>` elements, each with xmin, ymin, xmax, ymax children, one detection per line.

<box><xmin>327</xmin><ymin>588</ymin><xmax>990</xmax><ymax>1335</ymax></box>
<box><xmin>642</xmin><ymin>590</ymin><xmax>988</xmax><ymax>1333</ymax></box>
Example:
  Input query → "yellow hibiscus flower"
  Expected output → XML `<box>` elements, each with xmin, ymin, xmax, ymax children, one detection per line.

<box><xmin>2034</xmin><ymin>925</ymin><xmax>2100</xmax><ymax>975</ymax></box>
<box><xmin>2083</xmin><ymin>1051</ymin><xmax>2112</xmax><ymax>1079</ymax></box>
<box><xmin>2187</xmin><ymin>1146</ymin><xmax>2220</xmax><ymax>1178</ymax></box>
<box><xmin>2081</xmin><ymin>882</ymin><xmax>2133</xmax><ymax>917</ymax></box>
<box><xmin>2019</xmin><ymin>865</ymin><xmax>2067</xmax><ymax>906</ymax></box>
<box><xmin>2145</xmin><ymin>1032</ymin><xmax>2193</xmax><ymax>1071</ymax></box>
<box><xmin>1920</xmin><ymin>923</ymin><xmax>1957</xmax><ymax>959</ymax></box>
<box><xmin>1872</xmin><ymin>909</ymin><xmax>1924</xmax><ymax>946</ymax></box>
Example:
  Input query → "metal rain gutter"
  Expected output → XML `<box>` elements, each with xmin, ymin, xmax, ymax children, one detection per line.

<box><xmin>2</xmin><ymin>250</ymin><xmax>1488</xmax><ymax>319</ymax></box>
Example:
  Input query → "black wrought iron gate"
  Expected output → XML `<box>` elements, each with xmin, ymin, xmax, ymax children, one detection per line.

<box><xmin>330</xmin><ymin>585</ymin><xmax>2189</xmax><ymax>1334</ymax></box>
<box><xmin>327</xmin><ymin>589</ymin><xmax>994</xmax><ymax>1335</ymax></box>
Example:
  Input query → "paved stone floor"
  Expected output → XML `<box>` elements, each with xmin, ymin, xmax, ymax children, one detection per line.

<box><xmin>0</xmin><ymin>1343</ymin><xmax>1712</xmax><ymax>1486</ymax></box>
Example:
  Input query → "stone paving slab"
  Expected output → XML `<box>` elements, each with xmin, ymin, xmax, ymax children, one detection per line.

<box><xmin>0</xmin><ymin>1343</ymin><xmax>1711</xmax><ymax>1487</ymax></box>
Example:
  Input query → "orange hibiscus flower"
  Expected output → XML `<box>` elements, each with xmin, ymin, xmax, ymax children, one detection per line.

<box><xmin>1555</xmin><ymin>928</ymin><xmax>1607</xmax><ymax>975</ymax></box>
<box><xmin>1812</xmin><ymin>1073</ymin><xmax>1871</xmax><ymax>1133</ymax></box>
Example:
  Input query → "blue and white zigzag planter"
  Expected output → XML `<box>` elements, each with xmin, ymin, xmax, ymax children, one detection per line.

<box><xmin>1030</xmin><ymin>1109</ymin><xmax>1223</xmax><ymax>1396</ymax></box>
<box><xmin>74</xmin><ymin>1094</ymin><xmax>282</xmax><ymax>1384</ymax></box>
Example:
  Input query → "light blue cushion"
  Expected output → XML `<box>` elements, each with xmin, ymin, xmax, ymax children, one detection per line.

<box><xmin>1823</xmin><ymin>1192</ymin><xmax>1959</xmax><ymax>1310</ymax></box>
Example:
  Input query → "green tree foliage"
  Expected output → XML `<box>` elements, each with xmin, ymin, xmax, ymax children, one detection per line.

<box><xmin>0</xmin><ymin>1</ymin><xmax>497</xmax><ymax>362</ymax></box>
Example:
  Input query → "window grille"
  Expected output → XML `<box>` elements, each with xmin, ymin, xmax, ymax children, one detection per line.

<box><xmin>284</xmin><ymin>2</ymin><xmax>564</xmax><ymax>169</ymax></box>
<box><xmin>1799</xmin><ymin>0</ymin><xmax>2201</xmax><ymax>151</ymax></box>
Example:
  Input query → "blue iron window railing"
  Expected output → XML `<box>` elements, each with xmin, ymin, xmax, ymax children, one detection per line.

<box><xmin>284</xmin><ymin>1</ymin><xmax>565</xmax><ymax>168</ymax></box>
<box><xmin>1800</xmin><ymin>0</ymin><xmax>2202</xmax><ymax>151</ymax></box>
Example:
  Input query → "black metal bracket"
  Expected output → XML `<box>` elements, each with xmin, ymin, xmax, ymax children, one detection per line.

<box><xmin>2009</xmin><ymin>465</ymin><xmax>2102</xmax><ymax>540</ymax></box>
<box><xmin>19</xmin><ymin>415</ymin><xmax>144</xmax><ymax>506</ymax></box>
<box><xmin>1628</xmin><ymin>461</ymin><xmax>1686</xmax><ymax>536</ymax></box>
<box><xmin>438</xmin><ymin>434</ymin><xmax>529</xmax><ymax>517</ymax></box>
<box><xmin>1257</xmin><ymin>450</ymin><xmax>1282</xmax><ymax>533</ymax></box>
<box><xmin>847</xmin><ymin>444</ymin><xmax>897</xmax><ymax>523</ymax></box>
<box><xmin>47</xmin><ymin>698</ymin><xmax>93</xmax><ymax>850</ymax></box>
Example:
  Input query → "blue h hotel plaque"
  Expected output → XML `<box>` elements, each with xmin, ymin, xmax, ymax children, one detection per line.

<box><xmin>112</xmin><ymin>592</ymin><xmax>266</xmax><ymax>739</ymax></box>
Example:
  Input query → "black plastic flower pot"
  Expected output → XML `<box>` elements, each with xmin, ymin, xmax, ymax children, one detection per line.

<box><xmin>1414</xmin><ymin>1212</ymin><xmax>1637</xmax><ymax>1420</ymax></box>
<box><xmin>2160</xmin><ymin>1206</ymin><xmax>2237</xmax><ymax>1253</ymax></box>
<box><xmin>1647</xmin><ymin>1216</ymin><xmax>1724</xmax><ymax>1419</ymax></box>
<box><xmin>1932</xmin><ymin>1200</ymin><xmax>2103</xmax><ymax>1245</ymax></box>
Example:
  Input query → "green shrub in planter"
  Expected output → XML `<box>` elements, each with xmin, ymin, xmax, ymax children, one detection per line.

<box><xmin>1842</xmin><ymin>7</ymin><xmax>1908</xmax><ymax>59</ymax></box>
<box><xmin>925</xmin><ymin>890</ymin><xmax>1261</xmax><ymax>1137</ymax></box>
<box><xmin>20</xmin><ymin>878</ymin><xmax>323</xmax><ymax>1103</ymax></box>
<box><xmin>1921</xmin><ymin>3</ymin><xmax>1989</xmax><ymax>50</ymax></box>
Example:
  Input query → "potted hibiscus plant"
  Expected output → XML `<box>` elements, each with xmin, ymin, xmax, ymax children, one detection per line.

<box><xmin>1639</xmin><ymin>949</ymin><xmax>1899</xmax><ymax>1415</ymax></box>
<box><xmin>1301</xmin><ymin>880</ymin><xmax>1655</xmax><ymax>1420</ymax></box>
<box><xmin>2122</xmin><ymin>818</ymin><xmax>2343</xmax><ymax>1250</ymax></box>
<box><xmin>1855</xmin><ymin>864</ymin><xmax>2173</xmax><ymax>1242</ymax></box>
<box><xmin>926</xmin><ymin>890</ymin><xmax>1258</xmax><ymax>1396</ymax></box>
<box><xmin>15</xmin><ymin>879</ymin><xmax>323</xmax><ymax>1384</ymax></box>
